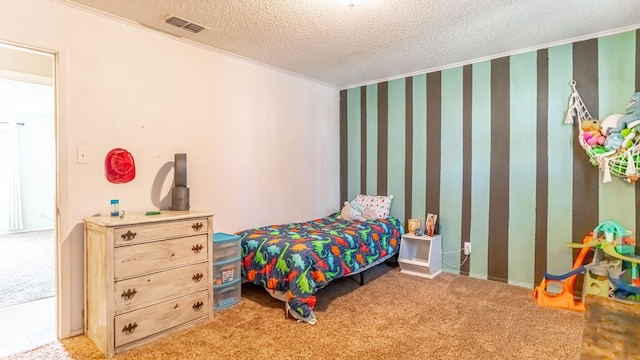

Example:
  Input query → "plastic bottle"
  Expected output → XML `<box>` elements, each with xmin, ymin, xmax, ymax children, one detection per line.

<box><xmin>110</xmin><ymin>199</ymin><xmax>119</xmax><ymax>217</ymax></box>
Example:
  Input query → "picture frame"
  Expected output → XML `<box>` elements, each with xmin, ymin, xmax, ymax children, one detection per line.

<box><xmin>407</xmin><ymin>218</ymin><xmax>421</xmax><ymax>234</ymax></box>
<box><xmin>425</xmin><ymin>213</ymin><xmax>438</xmax><ymax>237</ymax></box>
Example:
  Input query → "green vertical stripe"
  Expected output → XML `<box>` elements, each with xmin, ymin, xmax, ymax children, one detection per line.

<box><xmin>597</xmin><ymin>32</ymin><xmax>637</xmax><ymax>231</ymax></box>
<box><xmin>412</xmin><ymin>74</ymin><xmax>427</xmax><ymax>222</ymax></box>
<box><xmin>546</xmin><ymin>44</ymin><xmax>574</xmax><ymax>278</ymax></box>
<box><xmin>470</xmin><ymin>61</ymin><xmax>491</xmax><ymax>280</ymax></box>
<box><xmin>378</xmin><ymin>82</ymin><xmax>389</xmax><ymax>195</ymax></box>
<box><xmin>637</xmin><ymin>29</ymin><xmax>640</xmax><ymax>92</ymax></box>
<box><xmin>347</xmin><ymin>87</ymin><xmax>361</xmax><ymax>201</ymax></box>
<box><xmin>440</xmin><ymin>67</ymin><xmax>464</xmax><ymax>272</ymax></box>
<box><xmin>460</xmin><ymin>65</ymin><xmax>473</xmax><ymax>276</ymax></box>
<box><xmin>366</xmin><ymin>84</ymin><xmax>378</xmax><ymax>196</ymax></box>
<box><xmin>387</xmin><ymin>78</ymin><xmax>406</xmax><ymax>221</ymax></box>
<box><xmin>508</xmin><ymin>52</ymin><xmax>537</xmax><ymax>287</ymax></box>
<box><xmin>340</xmin><ymin>90</ymin><xmax>348</xmax><ymax>205</ymax></box>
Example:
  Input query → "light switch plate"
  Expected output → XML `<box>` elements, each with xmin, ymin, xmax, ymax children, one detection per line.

<box><xmin>77</xmin><ymin>147</ymin><xmax>88</xmax><ymax>164</ymax></box>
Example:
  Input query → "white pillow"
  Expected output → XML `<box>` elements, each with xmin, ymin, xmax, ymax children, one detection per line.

<box><xmin>353</xmin><ymin>194</ymin><xmax>393</xmax><ymax>219</ymax></box>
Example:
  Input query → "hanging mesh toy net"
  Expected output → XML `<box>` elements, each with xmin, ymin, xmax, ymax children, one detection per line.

<box><xmin>564</xmin><ymin>81</ymin><xmax>640</xmax><ymax>184</ymax></box>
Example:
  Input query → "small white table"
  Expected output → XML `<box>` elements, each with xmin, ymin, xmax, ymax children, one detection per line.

<box><xmin>398</xmin><ymin>233</ymin><xmax>442</xmax><ymax>279</ymax></box>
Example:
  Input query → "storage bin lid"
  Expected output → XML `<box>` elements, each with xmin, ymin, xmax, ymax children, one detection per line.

<box><xmin>213</xmin><ymin>278</ymin><xmax>241</xmax><ymax>290</ymax></box>
<box><xmin>214</xmin><ymin>256</ymin><xmax>241</xmax><ymax>266</ymax></box>
<box><xmin>213</xmin><ymin>232</ymin><xmax>240</xmax><ymax>243</ymax></box>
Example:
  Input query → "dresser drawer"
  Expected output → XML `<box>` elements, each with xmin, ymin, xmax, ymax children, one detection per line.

<box><xmin>114</xmin><ymin>262</ymin><xmax>209</xmax><ymax>313</ymax></box>
<box><xmin>114</xmin><ymin>234</ymin><xmax>208</xmax><ymax>279</ymax></box>
<box><xmin>114</xmin><ymin>217</ymin><xmax>209</xmax><ymax>245</ymax></box>
<box><xmin>114</xmin><ymin>291</ymin><xmax>209</xmax><ymax>348</ymax></box>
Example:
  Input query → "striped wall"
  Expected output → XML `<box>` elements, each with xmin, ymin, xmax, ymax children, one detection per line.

<box><xmin>340</xmin><ymin>29</ymin><xmax>640</xmax><ymax>287</ymax></box>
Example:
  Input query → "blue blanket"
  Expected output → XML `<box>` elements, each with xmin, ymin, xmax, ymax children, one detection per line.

<box><xmin>237</xmin><ymin>213</ymin><xmax>403</xmax><ymax>319</ymax></box>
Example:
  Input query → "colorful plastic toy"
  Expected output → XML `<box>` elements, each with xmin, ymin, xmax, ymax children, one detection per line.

<box><xmin>533</xmin><ymin>235</ymin><xmax>592</xmax><ymax>312</ymax></box>
<box><xmin>534</xmin><ymin>221</ymin><xmax>640</xmax><ymax>311</ymax></box>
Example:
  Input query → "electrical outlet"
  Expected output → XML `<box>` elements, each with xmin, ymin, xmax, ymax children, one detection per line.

<box><xmin>464</xmin><ymin>242</ymin><xmax>471</xmax><ymax>255</ymax></box>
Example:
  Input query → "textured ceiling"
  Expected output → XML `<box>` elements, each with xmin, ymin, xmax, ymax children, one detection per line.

<box><xmin>62</xmin><ymin>0</ymin><xmax>640</xmax><ymax>89</ymax></box>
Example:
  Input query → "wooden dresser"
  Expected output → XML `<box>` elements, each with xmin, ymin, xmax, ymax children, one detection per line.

<box><xmin>83</xmin><ymin>210</ymin><xmax>214</xmax><ymax>358</ymax></box>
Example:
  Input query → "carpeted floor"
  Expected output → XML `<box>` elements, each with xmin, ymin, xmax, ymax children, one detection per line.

<box><xmin>0</xmin><ymin>230</ymin><xmax>55</xmax><ymax>308</ymax></box>
<box><xmin>2</xmin><ymin>261</ymin><xmax>584</xmax><ymax>360</ymax></box>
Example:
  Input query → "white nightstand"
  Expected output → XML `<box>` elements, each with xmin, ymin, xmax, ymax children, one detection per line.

<box><xmin>398</xmin><ymin>233</ymin><xmax>442</xmax><ymax>279</ymax></box>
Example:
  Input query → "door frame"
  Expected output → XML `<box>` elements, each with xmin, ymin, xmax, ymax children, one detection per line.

<box><xmin>0</xmin><ymin>40</ymin><xmax>66</xmax><ymax>339</ymax></box>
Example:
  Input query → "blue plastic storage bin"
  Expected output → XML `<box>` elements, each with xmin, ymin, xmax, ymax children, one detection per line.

<box><xmin>213</xmin><ymin>256</ymin><xmax>241</xmax><ymax>286</ymax></box>
<box><xmin>212</xmin><ymin>232</ymin><xmax>241</xmax><ymax>263</ymax></box>
<box><xmin>213</xmin><ymin>278</ymin><xmax>241</xmax><ymax>310</ymax></box>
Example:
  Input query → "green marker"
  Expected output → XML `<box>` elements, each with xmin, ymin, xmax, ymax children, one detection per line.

<box><xmin>145</xmin><ymin>211</ymin><xmax>161</xmax><ymax>215</ymax></box>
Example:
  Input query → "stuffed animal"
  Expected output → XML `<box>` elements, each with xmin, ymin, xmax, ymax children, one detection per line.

<box><xmin>338</xmin><ymin>201</ymin><xmax>377</xmax><ymax>221</ymax></box>
<box><xmin>581</xmin><ymin>119</ymin><xmax>604</xmax><ymax>147</ymax></box>
<box><xmin>361</xmin><ymin>206</ymin><xmax>377</xmax><ymax>221</ymax></box>
<box><xmin>609</xmin><ymin>92</ymin><xmax>640</xmax><ymax>135</ymax></box>
<box><xmin>581</xmin><ymin>119</ymin><xmax>601</xmax><ymax>133</ymax></box>
<box><xmin>338</xmin><ymin>201</ymin><xmax>352</xmax><ymax>221</ymax></box>
<box><xmin>601</xmin><ymin>114</ymin><xmax>623</xmax><ymax>135</ymax></box>
<box><xmin>604</xmin><ymin>132</ymin><xmax>624</xmax><ymax>152</ymax></box>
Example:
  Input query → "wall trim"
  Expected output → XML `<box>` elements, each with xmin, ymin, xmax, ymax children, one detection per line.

<box><xmin>0</xmin><ymin>68</ymin><xmax>53</xmax><ymax>85</ymax></box>
<box><xmin>342</xmin><ymin>24</ymin><xmax>640</xmax><ymax>90</ymax></box>
<box><xmin>51</xmin><ymin>0</ymin><xmax>338</xmax><ymax>90</ymax></box>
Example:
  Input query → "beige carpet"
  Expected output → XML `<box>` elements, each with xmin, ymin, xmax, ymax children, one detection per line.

<box><xmin>0</xmin><ymin>230</ymin><xmax>55</xmax><ymax>308</ymax></box>
<box><xmin>1</xmin><ymin>263</ymin><xmax>584</xmax><ymax>360</ymax></box>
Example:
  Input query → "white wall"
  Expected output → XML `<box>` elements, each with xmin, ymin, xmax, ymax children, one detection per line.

<box><xmin>0</xmin><ymin>0</ymin><xmax>340</xmax><ymax>337</ymax></box>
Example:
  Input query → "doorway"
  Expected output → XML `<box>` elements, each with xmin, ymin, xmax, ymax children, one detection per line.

<box><xmin>0</xmin><ymin>43</ymin><xmax>56</xmax><ymax>357</ymax></box>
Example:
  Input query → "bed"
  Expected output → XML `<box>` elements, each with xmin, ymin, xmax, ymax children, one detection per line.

<box><xmin>236</xmin><ymin>211</ymin><xmax>403</xmax><ymax>324</ymax></box>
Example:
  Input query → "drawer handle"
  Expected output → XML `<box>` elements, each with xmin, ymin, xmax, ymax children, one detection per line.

<box><xmin>192</xmin><ymin>273</ymin><xmax>204</xmax><ymax>282</ymax></box>
<box><xmin>121</xmin><ymin>230</ymin><xmax>137</xmax><ymax>241</ymax></box>
<box><xmin>191</xmin><ymin>244</ymin><xmax>203</xmax><ymax>253</ymax></box>
<box><xmin>192</xmin><ymin>301</ymin><xmax>204</xmax><ymax>312</ymax></box>
<box><xmin>121</xmin><ymin>288</ymin><xmax>137</xmax><ymax>300</ymax></box>
<box><xmin>122</xmin><ymin>322</ymin><xmax>138</xmax><ymax>334</ymax></box>
<box><xmin>192</xmin><ymin>222</ymin><xmax>203</xmax><ymax>231</ymax></box>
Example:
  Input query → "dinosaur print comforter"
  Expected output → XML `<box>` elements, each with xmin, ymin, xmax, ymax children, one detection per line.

<box><xmin>237</xmin><ymin>213</ymin><xmax>403</xmax><ymax>320</ymax></box>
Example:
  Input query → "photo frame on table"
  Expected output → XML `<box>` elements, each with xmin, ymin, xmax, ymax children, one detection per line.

<box><xmin>407</xmin><ymin>218</ymin><xmax>421</xmax><ymax>234</ymax></box>
<box><xmin>425</xmin><ymin>213</ymin><xmax>438</xmax><ymax>237</ymax></box>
